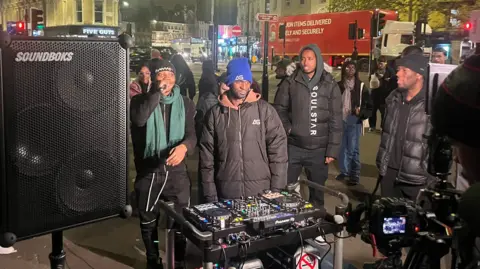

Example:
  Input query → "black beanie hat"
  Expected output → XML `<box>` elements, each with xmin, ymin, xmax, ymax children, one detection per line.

<box><xmin>148</xmin><ymin>59</ymin><xmax>176</xmax><ymax>81</ymax></box>
<box><xmin>432</xmin><ymin>55</ymin><xmax>480</xmax><ymax>148</ymax></box>
<box><xmin>396</xmin><ymin>53</ymin><xmax>428</xmax><ymax>77</ymax></box>
<box><xmin>276</xmin><ymin>59</ymin><xmax>292</xmax><ymax>70</ymax></box>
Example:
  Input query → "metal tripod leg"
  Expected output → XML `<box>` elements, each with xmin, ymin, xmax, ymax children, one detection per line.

<box><xmin>333</xmin><ymin>206</ymin><xmax>347</xmax><ymax>269</ymax></box>
<box><xmin>334</xmin><ymin>228</ymin><xmax>344</xmax><ymax>269</ymax></box>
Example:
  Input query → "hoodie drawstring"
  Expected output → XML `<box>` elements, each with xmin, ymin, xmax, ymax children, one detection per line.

<box><xmin>143</xmin><ymin>166</ymin><xmax>169</xmax><ymax>219</ymax></box>
<box><xmin>227</xmin><ymin>107</ymin><xmax>231</xmax><ymax>127</ymax></box>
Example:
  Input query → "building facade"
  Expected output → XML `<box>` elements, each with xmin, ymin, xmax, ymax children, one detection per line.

<box><xmin>1</xmin><ymin>0</ymin><xmax>119</xmax><ymax>37</ymax></box>
<box><xmin>237</xmin><ymin>0</ymin><xmax>264</xmax><ymax>38</ymax></box>
<box><xmin>271</xmin><ymin>0</ymin><xmax>329</xmax><ymax>16</ymax></box>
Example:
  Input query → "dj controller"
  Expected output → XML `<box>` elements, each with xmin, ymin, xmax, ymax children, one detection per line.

<box><xmin>183</xmin><ymin>191</ymin><xmax>324</xmax><ymax>240</ymax></box>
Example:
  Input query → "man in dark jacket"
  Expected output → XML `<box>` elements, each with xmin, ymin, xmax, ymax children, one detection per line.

<box><xmin>274</xmin><ymin>44</ymin><xmax>343</xmax><ymax>207</ymax></box>
<box><xmin>195</xmin><ymin>72</ymin><xmax>229</xmax><ymax>142</ymax></box>
<box><xmin>198</xmin><ymin>60</ymin><xmax>217</xmax><ymax>98</ymax></box>
<box><xmin>171</xmin><ymin>54</ymin><xmax>196</xmax><ymax>100</ymax></box>
<box><xmin>369</xmin><ymin>56</ymin><xmax>395</xmax><ymax>132</ymax></box>
<box><xmin>376</xmin><ymin>53</ymin><xmax>430</xmax><ymax>200</ymax></box>
<box><xmin>130</xmin><ymin>60</ymin><xmax>196</xmax><ymax>269</ymax></box>
<box><xmin>199</xmin><ymin>58</ymin><xmax>288</xmax><ymax>202</ymax></box>
<box><xmin>275</xmin><ymin>58</ymin><xmax>292</xmax><ymax>83</ymax></box>
<box><xmin>337</xmin><ymin>61</ymin><xmax>373</xmax><ymax>185</ymax></box>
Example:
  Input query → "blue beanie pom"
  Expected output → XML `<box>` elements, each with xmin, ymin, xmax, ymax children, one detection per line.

<box><xmin>225</xmin><ymin>58</ymin><xmax>253</xmax><ymax>86</ymax></box>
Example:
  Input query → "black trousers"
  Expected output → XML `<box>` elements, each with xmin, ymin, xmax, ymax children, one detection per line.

<box><xmin>287</xmin><ymin>144</ymin><xmax>329</xmax><ymax>207</ymax></box>
<box><xmin>380</xmin><ymin>167</ymin><xmax>424</xmax><ymax>201</ymax></box>
<box><xmin>368</xmin><ymin>104</ymin><xmax>385</xmax><ymax>130</ymax></box>
<box><xmin>134</xmin><ymin>166</ymin><xmax>190</xmax><ymax>262</ymax></box>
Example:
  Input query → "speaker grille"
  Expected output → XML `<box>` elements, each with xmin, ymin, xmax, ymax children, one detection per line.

<box><xmin>1</xmin><ymin>39</ymin><xmax>128</xmax><ymax>239</ymax></box>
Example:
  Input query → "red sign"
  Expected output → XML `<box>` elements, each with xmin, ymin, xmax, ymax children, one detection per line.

<box><xmin>298</xmin><ymin>253</ymin><xmax>317</xmax><ymax>269</ymax></box>
<box><xmin>232</xmin><ymin>25</ymin><xmax>242</xmax><ymax>37</ymax></box>
<box><xmin>256</xmin><ymin>13</ymin><xmax>279</xmax><ymax>22</ymax></box>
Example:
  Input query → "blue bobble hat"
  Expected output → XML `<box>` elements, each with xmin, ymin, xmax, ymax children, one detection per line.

<box><xmin>225</xmin><ymin>58</ymin><xmax>253</xmax><ymax>86</ymax></box>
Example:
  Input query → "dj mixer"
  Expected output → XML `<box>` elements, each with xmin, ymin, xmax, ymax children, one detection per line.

<box><xmin>183</xmin><ymin>191</ymin><xmax>324</xmax><ymax>240</ymax></box>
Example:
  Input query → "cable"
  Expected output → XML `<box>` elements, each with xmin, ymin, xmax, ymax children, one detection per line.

<box><xmin>318</xmin><ymin>240</ymin><xmax>332</xmax><ymax>267</ymax></box>
<box><xmin>222</xmin><ymin>245</ymin><xmax>227</xmax><ymax>269</ymax></box>
<box><xmin>316</xmin><ymin>227</ymin><xmax>333</xmax><ymax>268</ymax></box>
<box><xmin>217</xmin><ymin>240</ymin><xmax>228</xmax><ymax>269</ymax></box>
<box><xmin>295</xmin><ymin>229</ymin><xmax>305</xmax><ymax>268</ymax></box>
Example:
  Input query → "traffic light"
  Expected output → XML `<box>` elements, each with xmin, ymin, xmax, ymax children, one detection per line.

<box><xmin>31</xmin><ymin>8</ymin><xmax>44</xmax><ymax>30</ymax></box>
<box><xmin>279</xmin><ymin>24</ymin><xmax>286</xmax><ymax>39</ymax></box>
<box><xmin>464</xmin><ymin>21</ymin><xmax>472</xmax><ymax>31</ymax></box>
<box><xmin>16</xmin><ymin>21</ymin><xmax>26</xmax><ymax>35</ymax></box>
<box><xmin>371</xmin><ymin>14</ymin><xmax>379</xmax><ymax>37</ymax></box>
<box><xmin>348</xmin><ymin>22</ymin><xmax>357</xmax><ymax>40</ymax></box>
<box><xmin>378</xmin><ymin>12</ymin><xmax>387</xmax><ymax>31</ymax></box>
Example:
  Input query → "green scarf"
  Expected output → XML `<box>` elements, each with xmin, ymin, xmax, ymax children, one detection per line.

<box><xmin>144</xmin><ymin>85</ymin><xmax>185</xmax><ymax>158</ymax></box>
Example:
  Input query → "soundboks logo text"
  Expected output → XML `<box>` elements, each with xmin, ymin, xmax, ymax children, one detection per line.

<box><xmin>15</xmin><ymin>52</ymin><xmax>74</xmax><ymax>62</ymax></box>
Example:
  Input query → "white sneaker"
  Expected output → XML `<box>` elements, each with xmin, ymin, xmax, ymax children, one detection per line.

<box><xmin>0</xmin><ymin>246</ymin><xmax>17</xmax><ymax>255</ymax></box>
<box><xmin>314</xmin><ymin>236</ymin><xmax>327</xmax><ymax>246</ymax></box>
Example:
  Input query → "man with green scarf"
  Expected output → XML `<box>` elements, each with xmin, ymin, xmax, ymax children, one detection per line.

<box><xmin>130</xmin><ymin>60</ymin><xmax>196</xmax><ymax>269</ymax></box>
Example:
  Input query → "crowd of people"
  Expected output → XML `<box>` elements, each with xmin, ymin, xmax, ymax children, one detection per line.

<box><xmin>128</xmin><ymin>45</ymin><xmax>480</xmax><ymax>269</ymax></box>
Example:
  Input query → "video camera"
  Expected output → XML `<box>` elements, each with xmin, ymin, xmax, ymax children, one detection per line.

<box><xmin>345</xmin><ymin>63</ymin><xmax>469</xmax><ymax>269</ymax></box>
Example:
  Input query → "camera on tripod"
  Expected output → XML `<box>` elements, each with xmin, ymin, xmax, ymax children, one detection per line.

<box><xmin>344</xmin><ymin>63</ymin><xmax>467</xmax><ymax>269</ymax></box>
<box><xmin>367</xmin><ymin>197</ymin><xmax>420</xmax><ymax>253</ymax></box>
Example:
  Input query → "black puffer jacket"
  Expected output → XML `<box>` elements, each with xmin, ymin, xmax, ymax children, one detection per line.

<box><xmin>376</xmin><ymin>89</ymin><xmax>430</xmax><ymax>185</ymax></box>
<box><xmin>199</xmin><ymin>91</ymin><xmax>288</xmax><ymax>202</ymax></box>
<box><xmin>274</xmin><ymin>44</ymin><xmax>342</xmax><ymax>156</ymax></box>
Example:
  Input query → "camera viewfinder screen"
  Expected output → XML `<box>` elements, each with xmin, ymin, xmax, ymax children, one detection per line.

<box><xmin>383</xmin><ymin>217</ymin><xmax>406</xmax><ymax>234</ymax></box>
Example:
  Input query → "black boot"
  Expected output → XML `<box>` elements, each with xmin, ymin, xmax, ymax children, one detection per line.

<box><xmin>146</xmin><ymin>257</ymin><xmax>163</xmax><ymax>269</ymax></box>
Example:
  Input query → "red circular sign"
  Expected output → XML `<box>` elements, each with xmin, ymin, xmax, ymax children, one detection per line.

<box><xmin>232</xmin><ymin>25</ymin><xmax>242</xmax><ymax>37</ymax></box>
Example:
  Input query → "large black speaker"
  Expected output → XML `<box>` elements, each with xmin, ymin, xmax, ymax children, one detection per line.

<box><xmin>0</xmin><ymin>32</ymin><xmax>132</xmax><ymax>247</ymax></box>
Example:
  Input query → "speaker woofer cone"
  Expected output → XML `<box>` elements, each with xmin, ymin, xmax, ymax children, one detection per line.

<box><xmin>56</xmin><ymin>150</ymin><xmax>121</xmax><ymax>214</ymax></box>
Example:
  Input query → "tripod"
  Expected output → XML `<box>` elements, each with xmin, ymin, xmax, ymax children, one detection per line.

<box><xmin>363</xmin><ymin>251</ymin><xmax>403</xmax><ymax>269</ymax></box>
<box><xmin>403</xmin><ymin>235</ymin><xmax>451</xmax><ymax>269</ymax></box>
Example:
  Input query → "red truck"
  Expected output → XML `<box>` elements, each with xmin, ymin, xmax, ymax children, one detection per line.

<box><xmin>262</xmin><ymin>9</ymin><xmax>398</xmax><ymax>71</ymax></box>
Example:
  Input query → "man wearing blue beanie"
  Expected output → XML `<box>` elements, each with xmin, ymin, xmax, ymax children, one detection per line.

<box><xmin>199</xmin><ymin>58</ymin><xmax>288</xmax><ymax>202</ymax></box>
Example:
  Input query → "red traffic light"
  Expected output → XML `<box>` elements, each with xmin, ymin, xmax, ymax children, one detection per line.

<box><xmin>16</xmin><ymin>21</ymin><xmax>25</xmax><ymax>30</ymax></box>
<box><xmin>464</xmin><ymin>22</ymin><xmax>472</xmax><ymax>30</ymax></box>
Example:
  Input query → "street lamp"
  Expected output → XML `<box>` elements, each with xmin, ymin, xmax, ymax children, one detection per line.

<box><xmin>122</xmin><ymin>1</ymin><xmax>129</xmax><ymax>7</ymax></box>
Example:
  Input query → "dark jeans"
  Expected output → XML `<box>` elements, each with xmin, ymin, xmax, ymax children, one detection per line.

<box><xmin>368</xmin><ymin>104</ymin><xmax>385</xmax><ymax>130</ymax></box>
<box><xmin>380</xmin><ymin>167</ymin><xmax>424</xmax><ymax>200</ymax></box>
<box><xmin>134</xmin><ymin>167</ymin><xmax>190</xmax><ymax>262</ymax></box>
<box><xmin>287</xmin><ymin>144</ymin><xmax>329</xmax><ymax>207</ymax></box>
<box><xmin>338</xmin><ymin>115</ymin><xmax>362</xmax><ymax>180</ymax></box>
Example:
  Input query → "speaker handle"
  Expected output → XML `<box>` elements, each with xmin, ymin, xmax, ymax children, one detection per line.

<box><xmin>0</xmin><ymin>31</ymin><xmax>12</xmax><ymax>49</ymax></box>
<box><xmin>121</xmin><ymin>204</ymin><xmax>133</xmax><ymax>219</ymax></box>
<box><xmin>0</xmin><ymin>232</ymin><xmax>17</xmax><ymax>248</ymax></box>
<box><xmin>118</xmin><ymin>33</ymin><xmax>134</xmax><ymax>50</ymax></box>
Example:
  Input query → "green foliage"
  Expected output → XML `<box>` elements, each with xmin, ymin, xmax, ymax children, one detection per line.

<box><xmin>327</xmin><ymin>0</ymin><xmax>447</xmax><ymax>22</ymax></box>
<box><xmin>455</xmin><ymin>2</ymin><xmax>480</xmax><ymax>23</ymax></box>
<box><xmin>326</xmin><ymin>0</ymin><xmax>479</xmax><ymax>30</ymax></box>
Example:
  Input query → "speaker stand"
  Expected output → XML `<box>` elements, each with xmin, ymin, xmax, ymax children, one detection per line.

<box><xmin>49</xmin><ymin>231</ymin><xmax>66</xmax><ymax>269</ymax></box>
